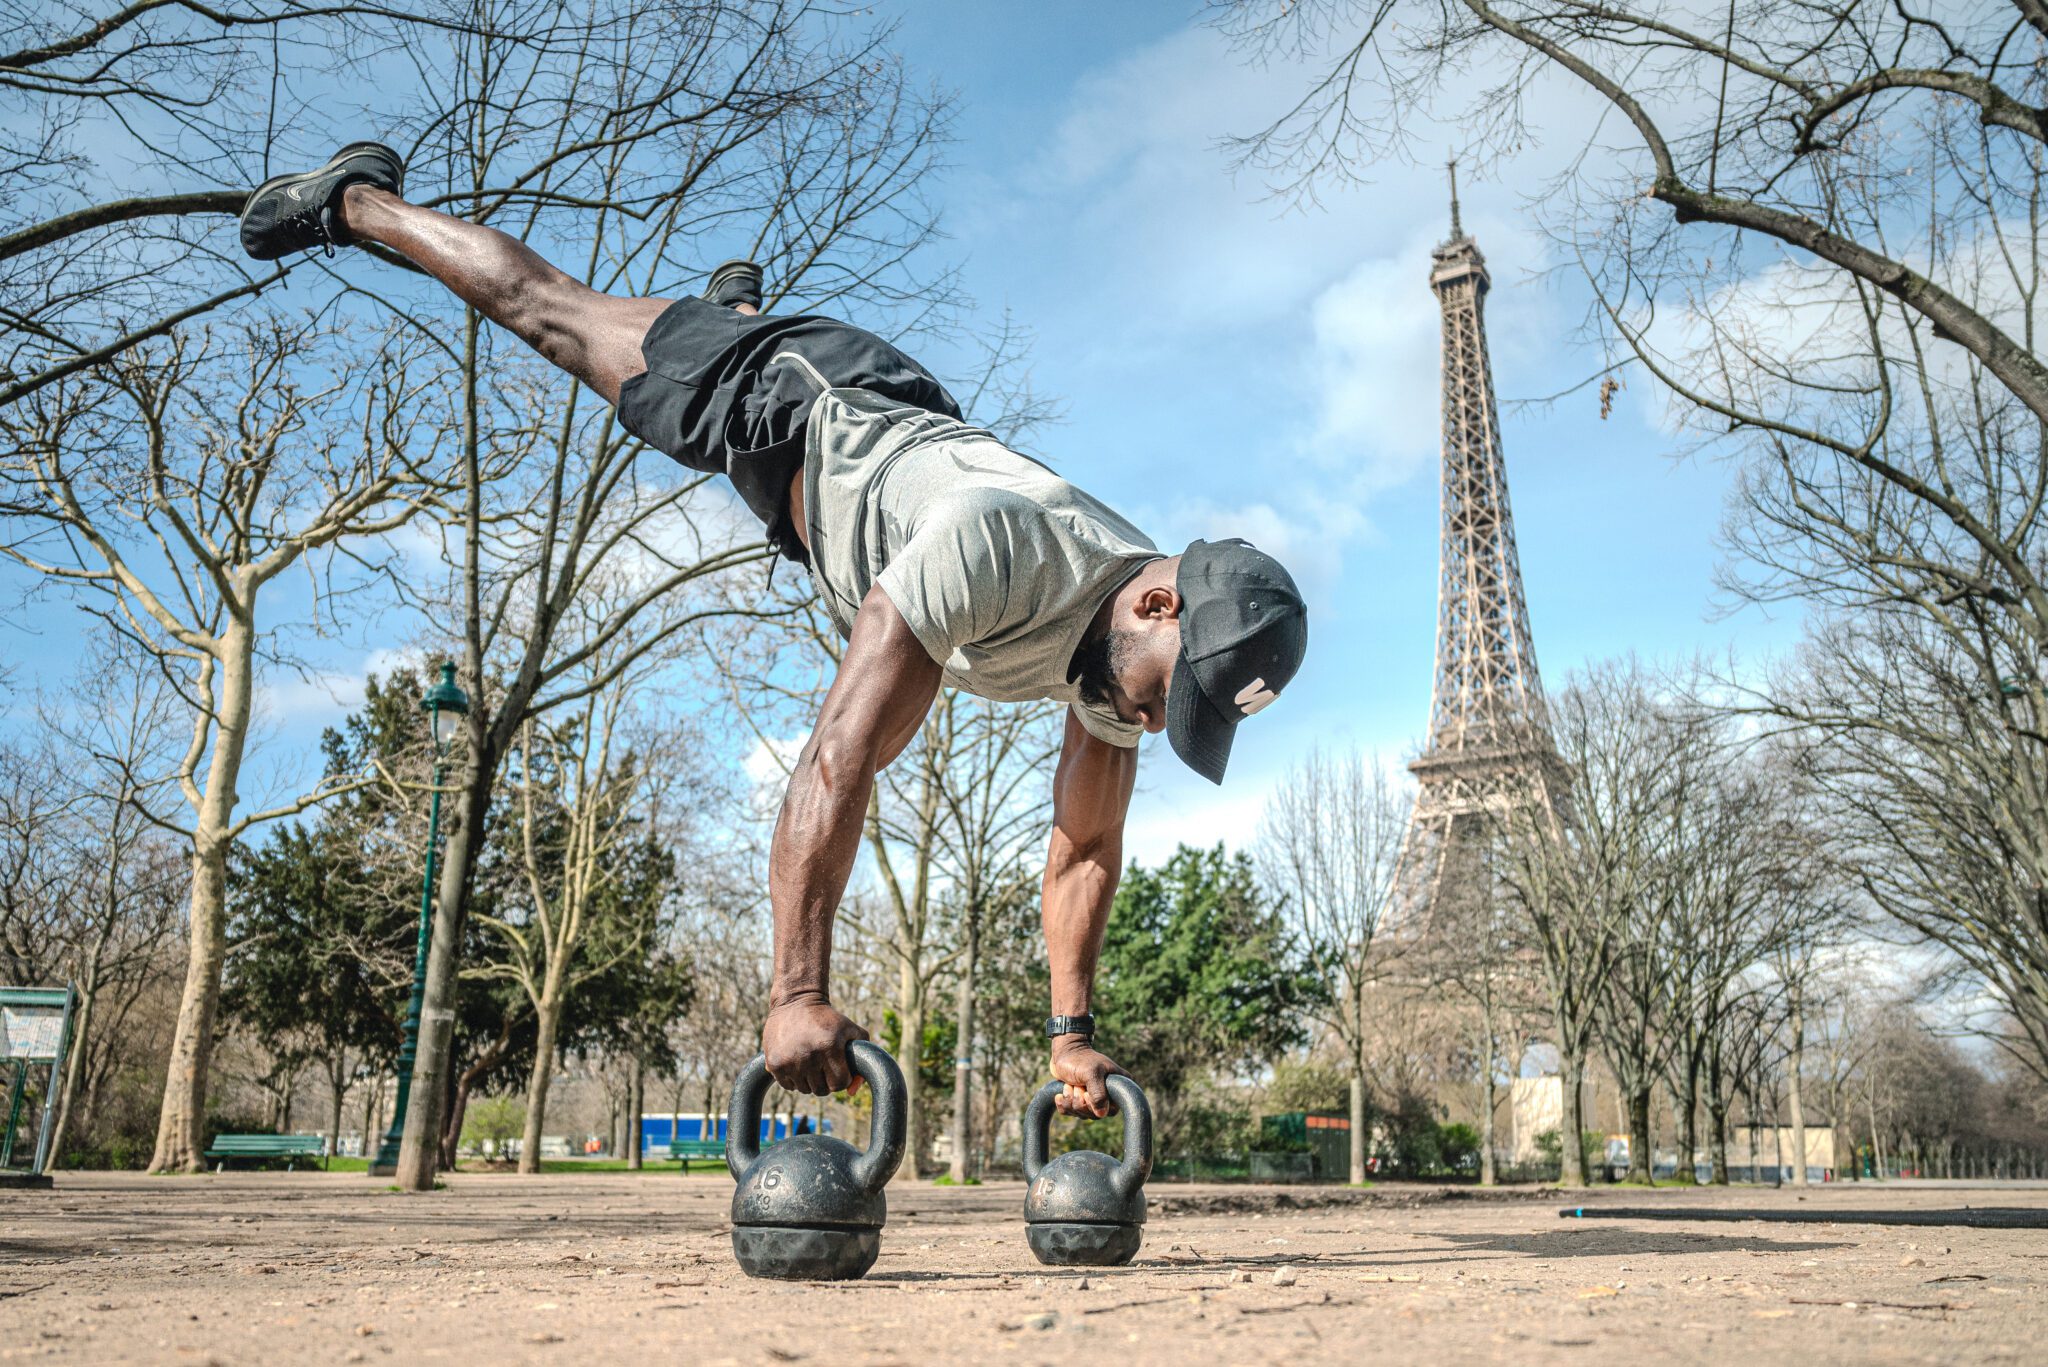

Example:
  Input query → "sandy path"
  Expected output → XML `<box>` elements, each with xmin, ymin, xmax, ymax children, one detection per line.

<box><xmin>3</xmin><ymin>1173</ymin><xmax>2043</xmax><ymax>1364</ymax></box>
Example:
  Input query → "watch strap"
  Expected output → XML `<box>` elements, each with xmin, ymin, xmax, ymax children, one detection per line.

<box><xmin>1045</xmin><ymin>1013</ymin><xmax>1096</xmax><ymax>1039</ymax></box>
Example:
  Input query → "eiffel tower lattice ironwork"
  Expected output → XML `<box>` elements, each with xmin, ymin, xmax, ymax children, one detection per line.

<box><xmin>1393</xmin><ymin>166</ymin><xmax>1566</xmax><ymax>923</ymax></box>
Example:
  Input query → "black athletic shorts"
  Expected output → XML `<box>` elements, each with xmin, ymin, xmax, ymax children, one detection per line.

<box><xmin>615</xmin><ymin>297</ymin><xmax>961</xmax><ymax>560</ymax></box>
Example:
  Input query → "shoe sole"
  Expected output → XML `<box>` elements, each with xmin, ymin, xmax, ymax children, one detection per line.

<box><xmin>239</xmin><ymin>140</ymin><xmax>405</xmax><ymax>244</ymax></box>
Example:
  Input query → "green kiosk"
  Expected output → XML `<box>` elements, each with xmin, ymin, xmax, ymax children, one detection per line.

<box><xmin>2</xmin><ymin>985</ymin><xmax>77</xmax><ymax>1188</ymax></box>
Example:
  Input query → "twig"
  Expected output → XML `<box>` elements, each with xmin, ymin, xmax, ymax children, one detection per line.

<box><xmin>1082</xmin><ymin>1292</ymin><xmax>1220</xmax><ymax>1316</ymax></box>
<box><xmin>1788</xmin><ymin>1298</ymin><xmax>1973</xmax><ymax>1312</ymax></box>
<box><xmin>1238</xmin><ymin>1294</ymin><xmax>1359</xmax><ymax>1317</ymax></box>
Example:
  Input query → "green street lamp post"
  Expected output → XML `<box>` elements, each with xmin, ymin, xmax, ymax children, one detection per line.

<box><xmin>369</xmin><ymin>663</ymin><xmax>469</xmax><ymax>1177</ymax></box>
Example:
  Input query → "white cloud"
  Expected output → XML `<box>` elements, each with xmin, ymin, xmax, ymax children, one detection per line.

<box><xmin>252</xmin><ymin>645</ymin><xmax>419</xmax><ymax>731</ymax></box>
<box><xmin>996</xmin><ymin>23</ymin><xmax>1580</xmax><ymax>594</ymax></box>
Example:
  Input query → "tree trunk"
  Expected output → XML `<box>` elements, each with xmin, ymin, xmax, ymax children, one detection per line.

<box><xmin>1478</xmin><ymin>1055</ymin><xmax>1496</xmax><ymax>1187</ymax></box>
<box><xmin>360</xmin><ymin>1072</ymin><xmax>382</xmax><ymax>1159</ymax></box>
<box><xmin>148</xmin><ymin>829</ymin><xmax>232</xmax><ymax>1172</ymax></box>
<box><xmin>148</xmin><ymin>617</ymin><xmax>254</xmax><ymax>1175</ymax></box>
<box><xmin>1350</xmin><ymin>1035</ymin><xmax>1370</xmax><ymax>1186</ymax></box>
<box><xmin>396</xmin><ymin>742</ymin><xmax>492</xmax><ymax>1191</ymax></box>
<box><xmin>45</xmin><ymin>976</ymin><xmax>97</xmax><ymax>1169</ymax></box>
<box><xmin>519</xmin><ymin>998</ymin><xmax>562</xmax><ymax>1176</ymax></box>
<box><xmin>948</xmin><ymin>916</ymin><xmax>978</xmax><ymax>1185</ymax></box>
<box><xmin>626</xmin><ymin>1056</ymin><xmax>644</xmax><ymax>1171</ymax></box>
<box><xmin>325</xmin><ymin>1056</ymin><xmax>347</xmax><ymax>1161</ymax></box>
<box><xmin>893</xmin><ymin>964</ymin><xmax>924</xmax><ymax>1185</ymax></box>
<box><xmin>1624</xmin><ymin>1087</ymin><xmax>1653</xmax><ymax>1185</ymax></box>
<box><xmin>443</xmin><ymin>1016</ymin><xmax>517</xmax><ymax>1170</ymax></box>
<box><xmin>1559</xmin><ymin>1051</ymin><xmax>1588</xmax><ymax>1187</ymax></box>
<box><xmin>1786</xmin><ymin>983</ymin><xmax>1809</xmax><ymax>1187</ymax></box>
<box><xmin>439</xmin><ymin>1056</ymin><xmax>468</xmax><ymax>1172</ymax></box>
<box><xmin>1670</xmin><ymin>1057</ymin><xmax>1700</xmax><ymax>1185</ymax></box>
<box><xmin>1469</xmin><ymin>998</ymin><xmax>1495</xmax><ymax>1186</ymax></box>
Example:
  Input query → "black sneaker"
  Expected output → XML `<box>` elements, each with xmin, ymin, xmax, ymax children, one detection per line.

<box><xmin>705</xmin><ymin>258</ymin><xmax>764</xmax><ymax>310</ymax></box>
<box><xmin>239</xmin><ymin>141</ymin><xmax>406</xmax><ymax>261</ymax></box>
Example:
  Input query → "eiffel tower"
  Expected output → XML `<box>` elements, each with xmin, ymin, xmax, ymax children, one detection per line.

<box><xmin>1393</xmin><ymin>166</ymin><xmax>1566</xmax><ymax>923</ymax></box>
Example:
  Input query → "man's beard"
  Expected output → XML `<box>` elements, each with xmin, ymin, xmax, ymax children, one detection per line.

<box><xmin>1073</xmin><ymin>627</ymin><xmax>1142</xmax><ymax>709</ymax></box>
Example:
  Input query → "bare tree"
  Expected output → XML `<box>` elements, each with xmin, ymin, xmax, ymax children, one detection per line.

<box><xmin>1219</xmin><ymin>0</ymin><xmax>2048</xmax><ymax>1087</ymax></box>
<box><xmin>1260</xmin><ymin>748</ymin><xmax>1410</xmax><ymax>1185</ymax></box>
<box><xmin>33</xmin><ymin>645</ymin><xmax>191</xmax><ymax>1164</ymax></box>
<box><xmin>932</xmin><ymin>694</ymin><xmax>1060</xmax><ymax>1184</ymax></box>
<box><xmin>0</xmin><ymin>317</ymin><xmax>442</xmax><ymax>1170</ymax></box>
<box><xmin>1</xmin><ymin>0</ymin><xmax>441</xmax><ymax>410</ymax></box>
<box><xmin>1493</xmin><ymin>660</ymin><xmax>1686</xmax><ymax>1186</ymax></box>
<box><xmin>487</xmin><ymin>701</ymin><xmax>664</xmax><ymax>1173</ymax></box>
<box><xmin>386</xmin><ymin>0</ymin><xmax>954</xmax><ymax>1191</ymax></box>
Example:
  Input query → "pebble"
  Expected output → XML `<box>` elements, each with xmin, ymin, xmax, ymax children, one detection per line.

<box><xmin>1272</xmin><ymin>1267</ymin><xmax>1298</xmax><ymax>1287</ymax></box>
<box><xmin>1901</xmin><ymin>1256</ymin><xmax>1925</xmax><ymax>1267</ymax></box>
<box><xmin>1023</xmin><ymin>1312</ymin><xmax>1059</xmax><ymax>1331</ymax></box>
<box><xmin>1229</xmin><ymin>1270</ymin><xmax>1253</xmax><ymax>1284</ymax></box>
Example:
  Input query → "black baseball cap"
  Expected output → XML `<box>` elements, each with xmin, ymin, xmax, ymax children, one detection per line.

<box><xmin>1167</xmin><ymin>539</ymin><xmax>1308</xmax><ymax>784</ymax></box>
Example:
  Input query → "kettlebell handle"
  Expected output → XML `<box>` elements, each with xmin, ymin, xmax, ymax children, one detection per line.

<box><xmin>1021</xmin><ymin>1074</ymin><xmax>1153</xmax><ymax>1193</ymax></box>
<box><xmin>725</xmin><ymin>1040</ymin><xmax>908</xmax><ymax>1194</ymax></box>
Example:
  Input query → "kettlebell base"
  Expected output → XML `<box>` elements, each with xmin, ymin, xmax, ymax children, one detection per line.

<box><xmin>732</xmin><ymin>1225</ymin><xmax>881</xmax><ymax>1281</ymax></box>
<box><xmin>1026</xmin><ymin>1221</ymin><xmax>1143</xmax><ymax>1267</ymax></box>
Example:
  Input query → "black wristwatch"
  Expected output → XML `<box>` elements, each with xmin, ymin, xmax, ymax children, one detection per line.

<box><xmin>1045</xmin><ymin>1013</ymin><xmax>1096</xmax><ymax>1040</ymax></box>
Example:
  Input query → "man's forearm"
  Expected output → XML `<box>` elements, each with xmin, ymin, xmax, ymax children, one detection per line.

<box><xmin>1042</xmin><ymin>833</ymin><xmax>1120</xmax><ymax>1019</ymax></box>
<box><xmin>768</xmin><ymin>742</ymin><xmax>875</xmax><ymax>1008</ymax></box>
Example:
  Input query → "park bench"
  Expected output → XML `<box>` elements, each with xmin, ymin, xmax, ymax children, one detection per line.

<box><xmin>667</xmin><ymin>1138</ymin><xmax>725</xmax><ymax>1171</ymax></box>
<box><xmin>204</xmin><ymin>1134</ymin><xmax>328</xmax><ymax>1172</ymax></box>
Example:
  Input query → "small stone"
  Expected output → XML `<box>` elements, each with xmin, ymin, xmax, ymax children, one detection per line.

<box><xmin>1023</xmin><ymin>1312</ymin><xmax>1059</xmax><ymax>1331</ymax></box>
<box><xmin>1074</xmin><ymin>1277</ymin><xmax>1091</xmax><ymax>1291</ymax></box>
<box><xmin>1901</xmin><ymin>1256</ymin><xmax>1925</xmax><ymax>1267</ymax></box>
<box><xmin>1229</xmin><ymin>1270</ymin><xmax>1253</xmax><ymax>1284</ymax></box>
<box><xmin>1271</xmin><ymin>1267</ymin><xmax>1298</xmax><ymax>1287</ymax></box>
<box><xmin>354</xmin><ymin>1325</ymin><xmax>375</xmax><ymax>1337</ymax></box>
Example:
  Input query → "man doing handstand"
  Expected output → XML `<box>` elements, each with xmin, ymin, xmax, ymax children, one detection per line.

<box><xmin>240</xmin><ymin>143</ymin><xmax>1308</xmax><ymax>1120</ymax></box>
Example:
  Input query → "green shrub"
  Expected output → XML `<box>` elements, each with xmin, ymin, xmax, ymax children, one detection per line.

<box><xmin>1437</xmin><ymin>1122</ymin><xmax>1481</xmax><ymax>1175</ymax></box>
<box><xmin>461</xmin><ymin>1095</ymin><xmax>526</xmax><ymax>1153</ymax></box>
<box><xmin>1533</xmin><ymin>1128</ymin><xmax>1607</xmax><ymax>1172</ymax></box>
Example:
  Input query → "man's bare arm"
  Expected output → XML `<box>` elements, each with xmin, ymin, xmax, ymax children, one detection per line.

<box><xmin>762</xmin><ymin>584</ymin><xmax>941</xmax><ymax>1096</ymax></box>
<box><xmin>1043</xmin><ymin>707</ymin><xmax>1139</xmax><ymax>1118</ymax></box>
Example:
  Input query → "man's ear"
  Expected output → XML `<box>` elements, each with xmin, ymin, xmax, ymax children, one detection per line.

<box><xmin>1135</xmin><ymin>584</ymin><xmax>1180</xmax><ymax>621</ymax></box>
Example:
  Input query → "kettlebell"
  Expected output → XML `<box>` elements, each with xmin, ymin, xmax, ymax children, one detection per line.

<box><xmin>1021</xmin><ymin>1074</ymin><xmax>1153</xmax><ymax>1266</ymax></box>
<box><xmin>726</xmin><ymin>1041</ymin><xmax>907</xmax><ymax>1280</ymax></box>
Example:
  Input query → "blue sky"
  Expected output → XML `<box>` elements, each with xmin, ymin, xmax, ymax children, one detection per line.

<box><xmin>1</xmin><ymin>4</ymin><xmax>1804</xmax><ymax>867</ymax></box>
<box><xmin>873</xmin><ymin>4</ymin><xmax>1800</xmax><ymax>861</ymax></box>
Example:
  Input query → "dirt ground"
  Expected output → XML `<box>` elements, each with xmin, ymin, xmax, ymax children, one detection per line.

<box><xmin>4</xmin><ymin>1172</ymin><xmax>2044</xmax><ymax>1365</ymax></box>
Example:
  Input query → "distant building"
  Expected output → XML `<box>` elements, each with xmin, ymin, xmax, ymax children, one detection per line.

<box><xmin>1718</xmin><ymin>1125</ymin><xmax>1843</xmax><ymax>1183</ymax></box>
<box><xmin>1508</xmin><ymin>1076</ymin><xmax>1603</xmax><ymax>1164</ymax></box>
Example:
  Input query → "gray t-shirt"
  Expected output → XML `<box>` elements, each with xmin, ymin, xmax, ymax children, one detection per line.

<box><xmin>801</xmin><ymin>387</ymin><xmax>1161</xmax><ymax>747</ymax></box>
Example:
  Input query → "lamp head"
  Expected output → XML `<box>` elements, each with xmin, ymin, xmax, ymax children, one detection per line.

<box><xmin>420</xmin><ymin>662</ymin><xmax>470</xmax><ymax>751</ymax></box>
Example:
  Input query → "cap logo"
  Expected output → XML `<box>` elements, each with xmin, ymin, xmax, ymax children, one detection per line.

<box><xmin>1234</xmin><ymin>678</ymin><xmax>1277</xmax><ymax>716</ymax></box>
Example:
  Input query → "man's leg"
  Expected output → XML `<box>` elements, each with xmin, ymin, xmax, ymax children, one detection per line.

<box><xmin>338</xmin><ymin>185</ymin><xmax>671</xmax><ymax>407</ymax></box>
